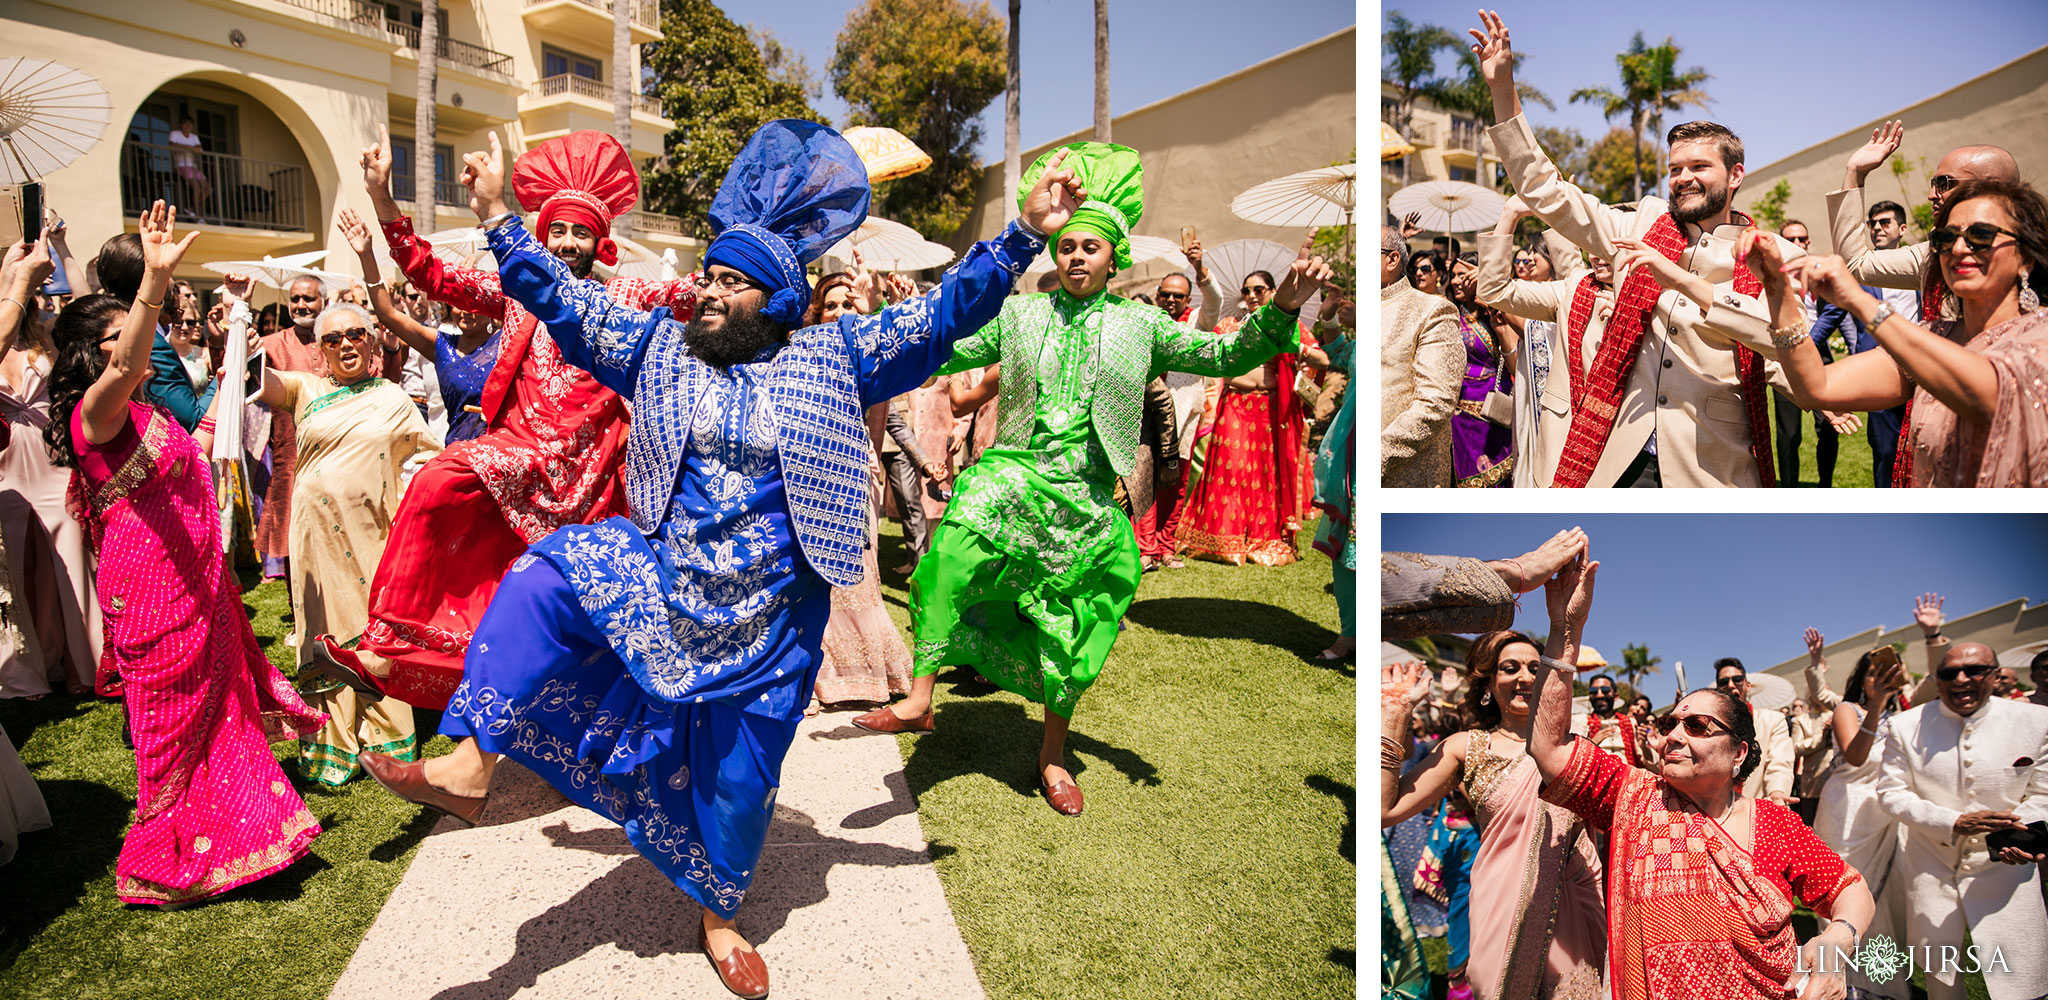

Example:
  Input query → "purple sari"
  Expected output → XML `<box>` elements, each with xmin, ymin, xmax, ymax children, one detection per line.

<box><xmin>1451</xmin><ymin>307</ymin><xmax>1512</xmax><ymax>487</ymax></box>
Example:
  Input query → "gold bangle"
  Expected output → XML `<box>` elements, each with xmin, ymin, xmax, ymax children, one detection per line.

<box><xmin>136</xmin><ymin>296</ymin><xmax>163</xmax><ymax>310</ymax></box>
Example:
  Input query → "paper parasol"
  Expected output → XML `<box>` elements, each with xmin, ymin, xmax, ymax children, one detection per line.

<box><xmin>1387</xmin><ymin>180</ymin><xmax>1507</xmax><ymax>234</ymax></box>
<box><xmin>200</xmin><ymin>250</ymin><xmax>331</xmax><ymax>289</ymax></box>
<box><xmin>1380</xmin><ymin>122</ymin><xmax>1416</xmax><ymax>162</ymax></box>
<box><xmin>1023</xmin><ymin>234</ymin><xmax>1188</xmax><ymax>277</ymax></box>
<box><xmin>825</xmin><ymin>216</ymin><xmax>956</xmax><ymax>272</ymax></box>
<box><xmin>0</xmin><ymin>58</ymin><xmax>112</xmax><ymax>184</ymax></box>
<box><xmin>841</xmin><ymin>126</ymin><xmax>932</xmax><ymax>183</ymax></box>
<box><xmin>1230</xmin><ymin>163</ymin><xmax>1356</xmax><ymax>228</ymax></box>
<box><xmin>1188</xmin><ymin>238</ymin><xmax>1318</xmax><ymax>323</ymax></box>
<box><xmin>598</xmin><ymin>235</ymin><xmax>668</xmax><ymax>281</ymax></box>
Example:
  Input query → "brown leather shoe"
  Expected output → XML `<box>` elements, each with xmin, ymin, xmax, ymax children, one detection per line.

<box><xmin>851</xmin><ymin>706</ymin><xmax>934</xmax><ymax>735</ymax></box>
<box><xmin>1041</xmin><ymin>772</ymin><xmax>1084</xmax><ymax>816</ymax></box>
<box><xmin>700</xmin><ymin>923</ymin><xmax>769</xmax><ymax>998</ymax></box>
<box><xmin>360</xmin><ymin>752</ymin><xmax>488</xmax><ymax>827</ymax></box>
<box><xmin>310</xmin><ymin>635</ymin><xmax>386</xmax><ymax>699</ymax></box>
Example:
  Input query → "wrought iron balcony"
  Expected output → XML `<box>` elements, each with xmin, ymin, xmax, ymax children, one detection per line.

<box><xmin>386</xmin><ymin>21</ymin><xmax>514</xmax><ymax>75</ymax></box>
<box><xmin>121</xmin><ymin>140</ymin><xmax>308</xmax><ymax>232</ymax></box>
<box><xmin>523</xmin><ymin>0</ymin><xmax>658</xmax><ymax>30</ymax></box>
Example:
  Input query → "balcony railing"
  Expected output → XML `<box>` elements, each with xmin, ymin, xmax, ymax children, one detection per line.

<box><xmin>390</xmin><ymin>175</ymin><xmax>468</xmax><ymax>208</ymax></box>
<box><xmin>1449</xmin><ymin>118</ymin><xmax>1485</xmax><ymax>156</ymax></box>
<box><xmin>634</xmin><ymin>212</ymin><xmax>687</xmax><ymax>237</ymax></box>
<box><xmin>266</xmin><ymin>0</ymin><xmax>385</xmax><ymax>26</ymax></box>
<box><xmin>524</xmin><ymin>0</ymin><xmax>658</xmax><ymax>29</ymax></box>
<box><xmin>122</xmin><ymin>140</ymin><xmax>307</xmax><ymax>232</ymax></box>
<box><xmin>386</xmin><ymin>21</ymin><xmax>514</xmax><ymax>75</ymax></box>
<box><xmin>526</xmin><ymin>74</ymin><xmax>664</xmax><ymax>118</ymax></box>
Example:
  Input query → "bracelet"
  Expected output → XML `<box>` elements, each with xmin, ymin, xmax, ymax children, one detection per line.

<box><xmin>1380</xmin><ymin>735</ymin><xmax>1408</xmax><ymax>760</ymax></box>
<box><xmin>136</xmin><ymin>295</ymin><xmax>163</xmax><ymax>310</ymax></box>
<box><xmin>1769</xmin><ymin>323</ymin><xmax>1810</xmax><ymax>351</ymax></box>
<box><xmin>365</xmin><ymin>279</ymin><xmax>386</xmax><ymax>290</ymax></box>
<box><xmin>196</xmin><ymin>416</ymin><xmax>217</xmax><ymax>434</ymax></box>
<box><xmin>1867</xmin><ymin>303</ymin><xmax>1896</xmax><ymax>332</ymax></box>
<box><xmin>481</xmin><ymin>210</ymin><xmax>520</xmax><ymax>231</ymax></box>
<box><xmin>1827</xmin><ymin>916</ymin><xmax>1862</xmax><ymax>945</ymax></box>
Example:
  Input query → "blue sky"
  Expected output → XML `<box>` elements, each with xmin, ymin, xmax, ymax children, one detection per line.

<box><xmin>711</xmin><ymin>0</ymin><xmax>1356</xmax><ymax>165</ymax></box>
<box><xmin>1386</xmin><ymin>1</ymin><xmax>2048</xmax><ymax>170</ymax></box>
<box><xmin>1382</xmin><ymin>515</ymin><xmax>2048</xmax><ymax>706</ymax></box>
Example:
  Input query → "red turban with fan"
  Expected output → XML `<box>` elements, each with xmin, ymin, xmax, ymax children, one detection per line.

<box><xmin>512</xmin><ymin>130</ymin><xmax>639</xmax><ymax>266</ymax></box>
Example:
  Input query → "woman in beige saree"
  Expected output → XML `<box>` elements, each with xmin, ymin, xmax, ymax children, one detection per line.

<box><xmin>273</xmin><ymin>302</ymin><xmax>441</xmax><ymax>784</ymax></box>
<box><xmin>1383</xmin><ymin>625</ymin><xmax>1606</xmax><ymax>1000</ymax></box>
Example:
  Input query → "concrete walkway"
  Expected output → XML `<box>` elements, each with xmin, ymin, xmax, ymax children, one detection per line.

<box><xmin>329</xmin><ymin>711</ymin><xmax>985</xmax><ymax>1000</ymax></box>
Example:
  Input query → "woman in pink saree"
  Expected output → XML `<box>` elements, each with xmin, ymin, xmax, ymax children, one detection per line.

<box><xmin>1526</xmin><ymin>541</ymin><xmax>1876</xmax><ymax>1000</ymax></box>
<box><xmin>1744</xmin><ymin>177</ymin><xmax>2048</xmax><ymax>486</ymax></box>
<box><xmin>46</xmin><ymin>203</ymin><xmax>322</xmax><ymax>906</ymax></box>
<box><xmin>1382</xmin><ymin>613</ymin><xmax>1606</xmax><ymax>1000</ymax></box>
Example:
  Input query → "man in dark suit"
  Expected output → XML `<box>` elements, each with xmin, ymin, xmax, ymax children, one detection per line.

<box><xmin>1809</xmin><ymin>280</ymin><xmax>1903</xmax><ymax>487</ymax></box>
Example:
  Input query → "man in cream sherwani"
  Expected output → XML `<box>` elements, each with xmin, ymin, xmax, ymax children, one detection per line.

<box><xmin>1380</xmin><ymin>225</ymin><xmax>1462</xmax><ymax>487</ymax></box>
<box><xmin>1471</xmin><ymin>12</ymin><xmax>1799</xmax><ymax>487</ymax></box>
<box><xmin>1476</xmin><ymin>200</ymin><xmax>1595</xmax><ymax>488</ymax></box>
<box><xmin>1876</xmin><ymin>641</ymin><xmax>2048</xmax><ymax>1000</ymax></box>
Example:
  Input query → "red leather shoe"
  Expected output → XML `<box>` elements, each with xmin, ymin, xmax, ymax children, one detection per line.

<box><xmin>851</xmin><ymin>706</ymin><xmax>934</xmax><ymax>735</ymax></box>
<box><xmin>1040</xmin><ymin>772</ymin><xmax>1084</xmax><ymax>816</ymax></box>
<box><xmin>360</xmin><ymin>753</ymin><xmax>488</xmax><ymax>827</ymax></box>
<box><xmin>311</xmin><ymin>635</ymin><xmax>386</xmax><ymax>699</ymax></box>
<box><xmin>700</xmin><ymin>924</ymin><xmax>769</xmax><ymax>998</ymax></box>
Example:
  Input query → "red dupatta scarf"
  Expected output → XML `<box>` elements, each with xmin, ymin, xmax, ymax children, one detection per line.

<box><xmin>1553</xmin><ymin>212</ymin><xmax>1775</xmax><ymax>488</ymax></box>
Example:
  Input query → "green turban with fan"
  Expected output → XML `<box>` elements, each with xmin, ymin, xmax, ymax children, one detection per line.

<box><xmin>1018</xmin><ymin>142</ymin><xmax>1145</xmax><ymax>270</ymax></box>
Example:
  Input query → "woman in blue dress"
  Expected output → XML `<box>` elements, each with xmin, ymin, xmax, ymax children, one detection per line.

<box><xmin>341</xmin><ymin>208</ymin><xmax>500</xmax><ymax>442</ymax></box>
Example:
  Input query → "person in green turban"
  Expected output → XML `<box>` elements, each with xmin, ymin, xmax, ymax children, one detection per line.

<box><xmin>855</xmin><ymin>142</ymin><xmax>1334</xmax><ymax>816</ymax></box>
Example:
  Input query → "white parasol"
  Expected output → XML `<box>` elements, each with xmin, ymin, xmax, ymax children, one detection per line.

<box><xmin>1188</xmin><ymin>238</ymin><xmax>1319</xmax><ymax>323</ymax></box>
<box><xmin>1999</xmin><ymin>640</ymin><xmax>2047</xmax><ymax>671</ymax></box>
<box><xmin>0</xmin><ymin>58</ymin><xmax>112</xmax><ymax>184</ymax></box>
<box><xmin>1387</xmin><ymin>180</ymin><xmax>1507</xmax><ymax>234</ymax></box>
<box><xmin>841</xmin><ymin>126</ymin><xmax>932</xmax><ymax>183</ymax></box>
<box><xmin>1230</xmin><ymin>163</ymin><xmax>1356</xmax><ymax>229</ymax></box>
<box><xmin>419</xmin><ymin>226</ymin><xmax>495</xmax><ymax>271</ymax></box>
<box><xmin>1023</xmin><ymin>234</ymin><xmax>1188</xmax><ymax>277</ymax></box>
<box><xmin>1746</xmin><ymin>672</ymin><xmax>1796</xmax><ymax>712</ymax></box>
<box><xmin>595</xmin><ymin>235</ymin><xmax>665</xmax><ymax>281</ymax></box>
<box><xmin>825</xmin><ymin>216</ymin><xmax>956</xmax><ymax>272</ymax></box>
<box><xmin>200</xmin><ymin>250</ymin><xmax>330</xmax><ymax>289</ymax></box>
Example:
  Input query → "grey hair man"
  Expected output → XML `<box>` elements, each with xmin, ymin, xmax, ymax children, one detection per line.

<box><xmin>1380</xmin><ymin>225</ymin><xmax>1462</xmax><ymax>486</ymax></box>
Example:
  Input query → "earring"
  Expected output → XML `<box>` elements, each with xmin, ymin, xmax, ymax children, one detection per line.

<box><xmin>1481</xmin><ymin>691</ymin><xmax>1493</xmax><ymax>707</ymax></box>
<box><xmin>2021</xmin><ymin>271</ymin><xmax>2041</xmax><ymax>312</ymax></box>
<box><xmin>1940</xmin><ymin>290</ymin><xmax>1961</xmax><ymax>322</ymax></box>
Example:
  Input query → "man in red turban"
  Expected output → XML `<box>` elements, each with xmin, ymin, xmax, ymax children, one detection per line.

<box><xmin>310</xmin><ymin>128</ymin><xmax>697</xmax><ymax>734</ymax></box>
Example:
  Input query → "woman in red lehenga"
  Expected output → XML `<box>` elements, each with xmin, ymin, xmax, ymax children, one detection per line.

<box><xmin>49</xmin><ymin>205</ymin><xmax>323</xmax><ymax>906</ymax></box>
<box><xmin>1528</xmin><ymin>542</ymin><xmax>1876</xmax><ymax>1000</ymax></box>
<box><xmin>316</xmin><ymin>129</ymin><xmax>695</xmax><ymax>711</ymax></box>
<box><xmin>1175</xmin><ymin>323</ymin><xmax>1305</xmax><ymax>566</ymax></box>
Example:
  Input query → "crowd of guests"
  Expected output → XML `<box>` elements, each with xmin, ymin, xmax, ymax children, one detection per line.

<box><xmin>1382</xmin><ymin>532</ymin><xmax>2048</xmax><ymax>1000</ymax></box>
<box><xmin>1381</xmin><ymin>10</ymin><xmax>2048</xmax><ymax>488</ymax></box>
<box><xmin>0</xmin><ymin>123</ymin><xmax>1357</xmax><ymax>931</ymax></box>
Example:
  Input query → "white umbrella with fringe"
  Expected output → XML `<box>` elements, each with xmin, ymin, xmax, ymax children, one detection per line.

<box><xmin>0</xmin><ymin>58</ymin><xmax>112</xmax><ymax>183</ymax></box>
<box><xmin>1187</xmin><ymin>238</ymin><xmax>1319</xmax><ymax>323</ymax></box>
<box><xmin>1230</xmin><ymin>163</ymin><xmax>1356</xmax><ymax>229</ymax></box>
<box><xmin>1387</xmin><ymin>180</ymin><xmax>1507</xmax><ymax>234</ymax></box>
<box><xmin>824</xmin><ymin>216</ymin><xmax>956</xmax><ymax>272</ymax></box>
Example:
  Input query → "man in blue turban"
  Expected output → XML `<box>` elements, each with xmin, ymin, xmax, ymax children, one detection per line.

<box><xmin>353</xmin><ymin>123</ymin><xmax>1082</xmax><ymax>999</ymax></box>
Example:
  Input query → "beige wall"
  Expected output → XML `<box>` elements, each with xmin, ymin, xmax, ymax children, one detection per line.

<box><xmin>1739</xmin><ymin>47</ymin><xmax>2048</xmax><ymax>245</ymax></box>
<box><xmin>951</xmin><ymin>26</ymin><xmax>1356</xmax><ymax>295</ymax></box>
<box><xmin>1760</xmin><ymin>598</ymin><xmax>2048</xmax><ymax>697</ymax></box>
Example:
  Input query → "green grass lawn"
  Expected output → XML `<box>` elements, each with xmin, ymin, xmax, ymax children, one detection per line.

<box><xmin>0</xmin><ymin>569</ymin><xmax>460</xmax><ymax>1000</ymax></box>
<box><xmin>3</xmin><ymin>522</ymin><xmax>1355</xmax><ymax>1000</ymax></box>
<box><xmin>1773</xmin><ymin>393</ymin><xmax>1881</xmax><ymax>489</ymax></box>
<box><xmin>868</xmin><ymin>523</ymin><xmax>1356</xmax><ymax>1000</ymax></box>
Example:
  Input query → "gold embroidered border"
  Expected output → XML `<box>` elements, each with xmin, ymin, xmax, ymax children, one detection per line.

<box><xmin>90</xmin><ymin>408</ymin><xmax>173</xmax><ymax>516</ymax></box>
<box><xmin>116</xmin><ymin>807</ymin><xmax>319</xmax><ymax>903</ymax></box>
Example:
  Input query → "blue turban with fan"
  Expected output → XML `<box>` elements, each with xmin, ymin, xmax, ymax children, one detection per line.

<box><xmin>704</xmin><ymin>120</ymin><xmax>871</xmax><ymax>328</ymax></box>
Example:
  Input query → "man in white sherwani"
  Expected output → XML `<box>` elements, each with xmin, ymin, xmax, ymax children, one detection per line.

<box><xmin>1876</xmin><ymin>641</ymin><xmax>2048</xmax><ymax>1000</ymax></box>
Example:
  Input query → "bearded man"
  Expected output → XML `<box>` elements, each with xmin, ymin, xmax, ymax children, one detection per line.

<box><xmin>1473</xmin><ymin>11</ymin><xmax>1800</xmax><ymax>488</ymax></box>
<box><xmin>252</xmin><ymin>273</ymin><xmax>332</xmax><ymax>577</ymax></box>
<box><xmin>311</xmin><ymin>128</ymin><xmax>696</xmax><ymax>713</ymax></box>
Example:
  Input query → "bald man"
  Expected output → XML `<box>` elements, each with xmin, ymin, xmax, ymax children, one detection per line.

<box><xmin>1381</xmin><ymin>225</ymin><xmax>1462</xmax><ymax>487</ymax></box>
<box><xmin>1876</xmin><ymin>641</ymin><xmax>2048</xmax><ymax>1000</ymax></box>
<box><xmin>1827</xmin><ymin>122</ymin><xmax>2022</xmax><ymax>294</ymax></box>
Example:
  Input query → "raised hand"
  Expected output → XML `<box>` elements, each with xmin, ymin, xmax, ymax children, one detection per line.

<box><xmin>1468</xmin><ymin>10</ymin><xmax>1515</xmax><ymax>90</ymax></box>
<box><xmin>2</xmin><ymin>239</ymin><xmax>53</xmax><ymax>295</ymax></box>
<box><xmin>1783</xmin><ymin>254</ymin><xmax>1863</xmax><ymax>309</ymax></box>
<box><xmin>1273</xmin><ymin>230</ymin><xmax>1334</xmax><ymax>313</ymax></box>
<box><xmin>1381</xmin><ymin>660</ymin><xmax>1430</xmax><ymax>710</ymax></box>
<box><xmin>218</xmin><ymin>271</ymin><xmax>254</xmax><ymax>305</ymax></box>
<box><xmin>1186</xmin><ymin>238</ymin><xmax>1205</xmax><ymax>279</ymax></box>
<box><xmin>1501</xmin><ymin>526</ymin><xmax>1587</xmax><ymax>593</ymax></box>
<box><xmin>1020</xmin><ymin>149</ymin><xmax>1084</xmax><ymax>236</ymax></box>
<box><xmin>362</xmin><ymin>124</ymin><xmax>395</xmax><ymax>198</ymax></box>
<box><xmin>884</xmin><ymin>273</ymin><xmax>918</xmax><ymax>305</ymax></box>
<box><xmin>1804</xmin><ymin>628</ymin><xmax>1826</xmax><ymax>666</ymax></box>
<box><xmin>460</xmin><ymin>131</ymin><xmax>510</xmax><ymax>221</ymax></box>
<box><xmin>138</xmin><ymin>201</ymin><xmax>201</xmax><ymax>276</ymax></box>
<box><xmin>337</xmin><ymin>207</ymin><xmax>374</xmax><ymax>255</ymax></box>
<box><xmin>1865</xmin><ymin>654</ymin><xmax>1908</xmax><ymax>706</ymax></box>
<box><xmin>1914</xmin><ymin>592</ymin><xmax>1945</xmax><ymax>634</ymax></box>
<box><xmin>1845</xmin><ymin>120</ymin><xmax>1905</xmax><ymax>188</ymax></box>
<box><xmin>1401</xmin><ymin>210</ymin><xmax>1423</xmax><ymax>239</ymax></box>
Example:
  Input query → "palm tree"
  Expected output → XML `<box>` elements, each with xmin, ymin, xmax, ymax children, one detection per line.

<box><xmin>1003</xmin><ymin>0</ymin><xmax>1020</xmax><ymax>222</ymax></box>
<box><xmin>1092</xmin><ymin>0</ymin><xmax>1109</xmax><ymax>142</ymax></box>
<box><xmin>1620</xmin><ymin>642</ymin><xmax>1664</xmax><ymax>698</ymax></box>
<box><xmin>611</xmin><ymin>0</ymin><xmax>633</xmax><ymax>236</ymax></box>
<box><xmin>1421</xmin><ymin>49</ymin><xmax>1554</xmax><ymax>127</ymax></box>
<box><xmin>414</xmin><ymin>0</ymin><xmax>438</xmax><ymax>220</ymax></box>
<box><xmin>1569</xmin><ymin>32</ymin><xmax>1710</xmax><ymax>202</ymax></box>
<box><xmin>1381</xmin><ymin>12</ymin><xmax>1456</xmax><ymax>139</ymax></box>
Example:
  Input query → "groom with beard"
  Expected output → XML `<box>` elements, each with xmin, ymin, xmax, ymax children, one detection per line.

<box><xmin>1471</xmin><ymin>11</ymin><xmax>1804</xmax><ymax>487</ymax></box>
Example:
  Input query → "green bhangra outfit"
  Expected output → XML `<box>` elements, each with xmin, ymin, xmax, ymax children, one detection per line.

<box><xmin>909</xmin><ymin>143</ymin><xmax>1300</xmax><ymax>717</ymax></box>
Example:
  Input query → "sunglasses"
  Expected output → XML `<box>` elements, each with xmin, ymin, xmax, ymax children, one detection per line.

<box><xmin>1868</xmin><ymin>217</ymin><xmax>1903</xmax><ymax>228</ymax></box>
<box><xmin>1588</xmin><ymin>687</ymin><xmax>1616</xmax><ymax>696</ymax></box>
<box><xmin>1240</xmin><ymin>285</ymin><xmax>1271</xmax><ymax>295</ymax></box>
<box><xmin>1715</xmin><ymin>675</ymin><xmax>1746</xmax><ymax>688</ymax></box>
<box><xmin>1786</xmin><ymin>235</ymin><xmax>1811</xmax><ymax>245</ymax></box>
<box><xmin>290</xmin><ymin>294</ymin><xmax>323</xmax><ymax>304</ymax></box>
<box><xmin>1930</xmin><ymin>174</ymin><xmax>1961</xmax><ymax>194</ymax></box>
<box><xmin>320</xmin><ymin>327</ymin><xmax>371</xmax><ymax>347</ymax></box>
<box><xmin>1412</xmin><ymin>263</ymin><xmax>1436</xmax><ymax>274</ymax></box>
<box><xmin>1936</xmin><ymin>663</ymin><xmax>1996</xmax><ymax>682</ymax></box>
<box><xmin>1930</xmin><ymin>222</ymin><xmax>2022</xmax><ymax>257</ymax></box>
<box><xmin>1653</xmin><ymin>713</ymin><xmax>1731</xmax><ymax>738</ymax></box>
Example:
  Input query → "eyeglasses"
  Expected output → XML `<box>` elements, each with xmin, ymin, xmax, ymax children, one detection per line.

<box><xmin>1868</xmin><ymin>217</ymin><xmax>1903</xmax><ymax>228</ymax></box>
<box><xmin>1929</xmin><ymin>222</ymin><xmax>2022</xmax><ymax>257</ymax></box>
<box><xmin>1930</xmin><ymin>174</ymin><xmax>1961</xmax><ymax>194</ymax></box>
<box><xmin>692</xmin><ymin>272</ymin><xmax>761</xmax><ymax>294</ymax></box>
<box><xmin>1936</xmin><ymin>663</ymin><xmax>1996</xmax><ymax>682</ymax></box>
<box><xmin>1786</xmin><ymin>235</ymin><xmax>1811</xmax><ymax>245</ymax></box>
<box><xmin>320</xmin><ymin>327</ymin><xmax>371</xmax><ymax>347</ymax></box>
<box><xmin>1715</xmin><ymin>674</ymin><xmax>1746</xmax><ymax>689</ymax></box>
<box><xmin>1653</xmin><ymin>713</ymin><xmax>1732</xmax><ymax>738</ymax></box>
<box><xmin>1588</xmin><ymin>686</ymin><xmax>1615</xmax><ymax>696</ymax></box>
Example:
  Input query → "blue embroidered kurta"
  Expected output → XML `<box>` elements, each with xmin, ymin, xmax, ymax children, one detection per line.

<box><xmin>441</xmin><ymin>217</ymin><xmax>1042</xmax><ymax>916</ymax></box>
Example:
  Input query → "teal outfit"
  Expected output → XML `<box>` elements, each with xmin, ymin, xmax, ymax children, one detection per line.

<box><xmin>1310</xmin><ymin>333</ymin><xmax>1356</xmax><ymax>637</ymax></box>
<box><xmin>910</xmin><ymin>289</ymin><xmax>1300</xmax><ymax>717</ymax></box>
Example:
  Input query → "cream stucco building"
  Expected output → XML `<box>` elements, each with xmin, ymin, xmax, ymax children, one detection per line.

<box><xmin>1379</xmin><ymin>85</ymin><xmax>1503</xmax><ymax>213</ymax></box>
<box><xmin>5</xmin><ymin>0</ymin><xmax>702</xmax><ymax>292</ymax></box>
<box><xmin>949</xmin><ymin>26</ymin><xmax>1356</xmax><ymax>300</ymax></box>
<box><xmin>1737</xmin><ymin>46</ymin><xmax>2048</xmax><ymax>247</ymax></box>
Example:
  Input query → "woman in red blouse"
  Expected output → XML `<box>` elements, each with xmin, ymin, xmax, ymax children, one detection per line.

<box><xmin>1527</xmin><ymin>543</ymin><xmax>1877</xmax><ymax>1000</ymax></box>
